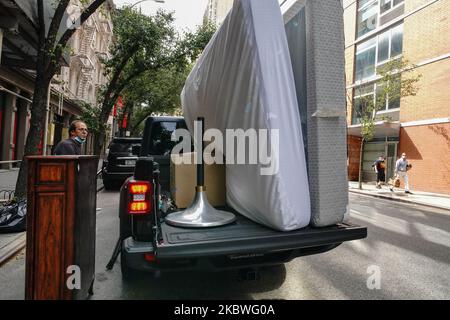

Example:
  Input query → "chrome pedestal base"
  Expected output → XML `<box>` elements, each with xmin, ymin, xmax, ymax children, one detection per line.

<box><xmin>165</xmin><ymin>189</ymin><xmax>236</xmax><ymax>228</ymax></box>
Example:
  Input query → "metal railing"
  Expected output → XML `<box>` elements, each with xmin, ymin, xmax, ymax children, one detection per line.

<box><xmin>0</xmin><ymin>160</ymin><xmax>22</xmax><ymax>165</ymax></box>
<box><xmin>96</xmin><ymin>169</ymin><xmax>104</xmax><ymax>193</ymax></box>
<box><xmin>0</xmin><ymin>190</ymin><xmax>15</xmax><ymax>203</ymax></box>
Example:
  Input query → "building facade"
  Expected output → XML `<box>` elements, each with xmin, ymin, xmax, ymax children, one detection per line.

<box><xmin>204</xmin><ymin>0</ymin><xmax>234</xmax><ymax>25</ymax></box>
<box><xmin>0</xmin><ymin>0</ymin><xmax>114</xmax><ymax>169</ymax></box>
<box><xmin>344</xmin><ymin>0</ymin><xmax>450</xmax><ymax>194</ymax></box>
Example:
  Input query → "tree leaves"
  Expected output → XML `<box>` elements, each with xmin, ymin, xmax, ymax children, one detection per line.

<box><xmin>93</xmin><ymin>8</ymin><xmax>216</xmax><ymax>152</ymax></box>
<box><xmin>353</xmin><ymin>57</ymin><xmax>422</xmax><ymax>142</ymax></box>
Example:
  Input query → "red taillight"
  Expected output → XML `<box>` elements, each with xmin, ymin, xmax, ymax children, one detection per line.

<box><xmin>128</xmin><ymin>181</ymin><xmax>152</xmax><ymax>215</ymax></box>
<box><xmin>144</xmin><ymin>253</ymin><xmax>156</xmax><ymax>262</ymax></box>
<box><xmin>130</xmin><ymin>184</ymin><xmax>149</xmax><ymax>194</ymax></box>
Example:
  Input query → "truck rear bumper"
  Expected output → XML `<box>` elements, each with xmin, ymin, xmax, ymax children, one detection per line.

<box><xmin>121</xmin><ymin>221</ymin><xmax>367</xmax><ymax>272</ymax></box>
<box><xmin>122</xmin><ymin>236</ymin><xmax>343</xmax><ymax>272</ymax></box>
<box><xmin>121</xmin><ymin>237</ymin><xmax>157</xmax><ymax>272</ymax></box>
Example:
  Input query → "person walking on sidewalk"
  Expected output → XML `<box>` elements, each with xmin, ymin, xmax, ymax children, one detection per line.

<box><xmin>53</xmin><ymin>120</ymin><xmax>88</xmax><ymax>155</ymax></box>
<box><xmin>374</xmin><ymin>155</ymin><xmax>386</xmax><ymax>189</ymax></box>
<box><xmin>391</xmin><ymin>153</ymin><xmax>413</xmax><ymax>194</ymax></box>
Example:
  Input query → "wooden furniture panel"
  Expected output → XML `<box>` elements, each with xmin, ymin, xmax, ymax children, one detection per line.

<box><xmin>37</xmin><ymin>163</ymin><xmax>66</xmax><ymax>184</ymax></box>
<box><xmin>26</xmin><ymin>156</ymin><xmax>98</xmax><ymax>300</ymax></box>
<box><xmin>35</xmin><ymin>193</ymin><xmax>65</xmax><ymax>300</ymax></box>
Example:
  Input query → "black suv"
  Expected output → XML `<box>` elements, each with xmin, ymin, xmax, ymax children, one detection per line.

<box><xmin>102</xmin><ymin>137</ymin><xmax>142</xmax><ymax>190</ymax></box>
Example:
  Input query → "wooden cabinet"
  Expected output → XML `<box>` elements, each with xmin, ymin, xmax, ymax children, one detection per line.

<box><xmin>25</xmin><ymin>156</ymin><xmax>98</xmax><ymax>300</ymax></box>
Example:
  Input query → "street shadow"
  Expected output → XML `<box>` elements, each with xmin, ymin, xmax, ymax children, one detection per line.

<box><xmin>117</xmin><ymin>264</ymin><xmax>287</xmax><ymax>300</ymax></box>
<box><xmin>350</xmin><ymin>211</ymin><xmax>450</xmax><ymax>265</ymax></box>
<box><xmin>294</xmin><ymin>250</ymin><xmax>395</xmax><ymax>300</ymax></box>
<box><xmin>350</xmin><ymin>193</ymin><xmax>450</xmax><ymax>231</ymax></box>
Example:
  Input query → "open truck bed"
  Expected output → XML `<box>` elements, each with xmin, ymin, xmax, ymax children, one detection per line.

<box><xmin>119</xmin><ymin>118</ymin><xmax>367</xmax><ymax>276</ymax></box>
<box><xmin>122</xmin><ymin>210</ymin><xmax>367</xmax><ymax>272</ymax></box>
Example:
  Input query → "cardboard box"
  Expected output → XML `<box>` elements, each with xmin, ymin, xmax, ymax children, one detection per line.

<box><xmin>170</xmin><ymin>152</ymin><xmax>226</xmax><ymax>209</ymax></box>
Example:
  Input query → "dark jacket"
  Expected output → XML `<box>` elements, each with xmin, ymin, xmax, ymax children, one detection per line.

<box><xmin>53</xmin><ymin>138</ymin><xmax>83</xmax><ymax>155</ymax></box>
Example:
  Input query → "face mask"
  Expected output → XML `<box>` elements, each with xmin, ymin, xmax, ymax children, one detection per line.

<box><xmin>74</xmin><ymin>136</ymin><xmax>86</xmax><ymax>144</ymax></box>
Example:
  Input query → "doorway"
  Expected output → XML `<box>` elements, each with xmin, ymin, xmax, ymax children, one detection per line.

<box><xmin>385</xmin><ymin>142</ymin><xmax>398</xmax><ymax>181</ymax></box>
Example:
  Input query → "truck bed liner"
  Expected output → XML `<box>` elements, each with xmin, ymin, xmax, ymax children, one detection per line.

<box><xmin>157</xmin><ymin>211</ymin><xmax>366</xmax><ymax>259</ymax></box>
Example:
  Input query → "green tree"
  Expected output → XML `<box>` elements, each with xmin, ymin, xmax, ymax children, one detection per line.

<box><xmin>14</xmin><ymin>0</ymin><xmax>108</xmax><ymax>200</ymax></box>
<box><xmin>93</xmin><ymin>8</ymin><xmax>215</xmax><ymax>154</ymax></box>
<box><xmin>123</xmin><ymin>64</ymin><xmax>193</xmax><ymax>136</ymax></box>
<box><xmin>352</xmin><ymin>58</ymin><xmax>422</xmax><ymax>189</ymax></box>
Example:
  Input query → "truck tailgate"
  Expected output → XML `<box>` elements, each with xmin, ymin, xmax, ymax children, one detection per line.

<box><xmin>156</xmin><ymin>213</ymin><xmax>367</xmax><ymax>259</ymax></box>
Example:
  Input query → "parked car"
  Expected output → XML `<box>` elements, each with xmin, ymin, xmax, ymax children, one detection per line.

<box><xmin>102</xmin><ymin>137</ymin><xmax>142</xmax><ymax>190</ymax></box>
<box><xmin>117</xmin><ymin>116</ymin><xmax>367</xmax><ymax>279</ymax></box>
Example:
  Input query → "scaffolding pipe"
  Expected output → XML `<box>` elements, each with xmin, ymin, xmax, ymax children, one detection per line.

<box><xmin>0</xmin><ymin>86</ymin><xmax>33</xmax><ymax>103</ymax></box>
<box><xmin>42</xmin><ymin>83</ymin><xmax>51</xmax><ymax>155</ymax></box>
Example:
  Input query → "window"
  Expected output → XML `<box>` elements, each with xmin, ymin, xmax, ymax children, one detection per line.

<box><xmin>355</xmin><ymin>24</ymin><xmax>403</xmax><ymax>81</ymax></box>
<box><xmin>355</xmin><ymin>37</ymin><xmax>377</xmax><ymax>81</ymax></box>
<box><xmin>379</xmin><ymin>76</ymin><xmax>401</xmax><ymax>110</ymax></box>
<box><xmin>380</xmin><ymin>0</ymin><xmax>404</xmax><ymax>14</ymax></box>
<box><xmin>390</xmin><ymin>24</ymin><xmax>403</xmax><ymax>58</ymax></box>
<box><xmin>380</xmin><ymin>0</ymin><xmax>391</xmax><ymax>13</ymax></box>
<box><xmin>352</xmin><ymin>79</ymin><xmax>401</xmax><ymax>124</ymax></box>
<box><xmin>352</xmin><ymin>84</ymin><xmax>375</xmax><ymax>124</ymax></box>
<box><xmin>357</xmin><ymin>0</ymin><xmax>404</xmax><ymax>39</ymax></box>
<box><xmin>377</xmin><ymin>31</ymin><xmax>390</xmax><ymax>63</ymax></box>
<box><xmin>357</xmin><ymin>1</ymin><xmax>379</xmax><ymax>38</ymax></box>
<box><xmin>377</xmin><ymin>24</ymin><xmax>403</xmax><ymax>65</ymax></box>
<box><xmin>148</xmin><ymin>121</ymin><xmax>179</xmax><ymax>156</ymax></box>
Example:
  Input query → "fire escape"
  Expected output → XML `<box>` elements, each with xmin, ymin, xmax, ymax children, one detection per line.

<box><xmin>74</xmin><ymin>23</ymin><xmax>96</xmax><ymax>102</ymax></box>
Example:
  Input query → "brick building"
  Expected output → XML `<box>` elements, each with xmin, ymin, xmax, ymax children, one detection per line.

<box><xmin>344</xmin><ymin>0</ymin><xmax>450</xmax><ymax>194</ymax></box>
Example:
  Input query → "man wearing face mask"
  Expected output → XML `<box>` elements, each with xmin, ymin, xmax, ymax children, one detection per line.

<box><xmin>53</xmin><ymin>120</ymin><xmax>88</xmax><ymax>155</ymax></box>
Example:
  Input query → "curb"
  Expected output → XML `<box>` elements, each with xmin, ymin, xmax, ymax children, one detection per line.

<box><xmin>349</xmin><ymin>189</ymin><xmax>450</xmax><ymax>211</ymax></box>
<box><xmin>0</xmin><ymin>233</ymin><xmax>26</xmax><ymax>266</ymax></box>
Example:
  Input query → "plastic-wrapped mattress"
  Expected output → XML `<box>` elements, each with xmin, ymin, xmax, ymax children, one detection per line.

<box><xmin>181</xmin><ymin>0</ymin><xmax>310</xmax><ymax>231</ymax></box>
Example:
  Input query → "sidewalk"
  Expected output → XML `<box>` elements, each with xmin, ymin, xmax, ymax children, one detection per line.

<box><xmin>0</xmin><ymin>168</ymin><xmax>20</xmax><ymax>191</ymax></box>
<box><xmin>349</xmin><ymin>181</ymin><xmax>450</xmax><ymax>211</ymax></box>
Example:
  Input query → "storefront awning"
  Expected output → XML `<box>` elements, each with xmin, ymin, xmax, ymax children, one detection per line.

<box><xmin>348</xmin><ymin>121</ymin><xmax>400</xmax><ymax>138</ymax></box>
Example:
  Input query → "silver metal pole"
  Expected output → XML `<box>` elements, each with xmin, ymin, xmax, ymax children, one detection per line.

<box><xmin>0</xmin><ymin>29</ymin><xmax>3</xmax><ymax>62</ymax></box>
<box><xmin>42</xmin><ymin>83</ymin><xmax>51</xmax><ymax>155</ymax></box>
<box><xmin>0</xmin><ymin>86</ymin><xmax>33</xmax><ymax>103</ymax></box>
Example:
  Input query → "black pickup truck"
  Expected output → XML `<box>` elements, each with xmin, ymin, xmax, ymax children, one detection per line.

<box><xmin>118</xmin><ymin>116</ymin><xmax>367</xmax><ymax>279</ymax></box>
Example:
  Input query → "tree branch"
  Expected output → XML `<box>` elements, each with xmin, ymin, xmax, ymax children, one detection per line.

<box><xmin>37</xmin><ymin>0</ymin><xmax>46</xmax><ymax>48</ymax></box>
<box><xmin>45</xmin><ymin>0</ymin><xmax>70</xmax><ymax>51</ymax></box>
<box><xmin>100</xmin><ymin>67</ymin><xmax>148</xmax><ymax>124</ymax></box>
<box><xmin>132</xmin><ymin>110</ymin><xmax>153</xmax><ymax>132</ymax></box>
<box><xmin>101</xmin><ymin>43</ymin><xmax>140</xmax><ymax>106</ymax></box>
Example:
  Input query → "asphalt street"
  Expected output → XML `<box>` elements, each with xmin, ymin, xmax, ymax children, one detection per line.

<box><xmin>0</xmin><ymin>190</ymin><xmax>449</xmax><ymax>299</ymax></box>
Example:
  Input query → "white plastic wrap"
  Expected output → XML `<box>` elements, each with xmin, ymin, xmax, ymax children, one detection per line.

<box><xmin>181</xmin><ymin>0</ymin><xmax>310</xmax><ymax>231</ymax></box>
